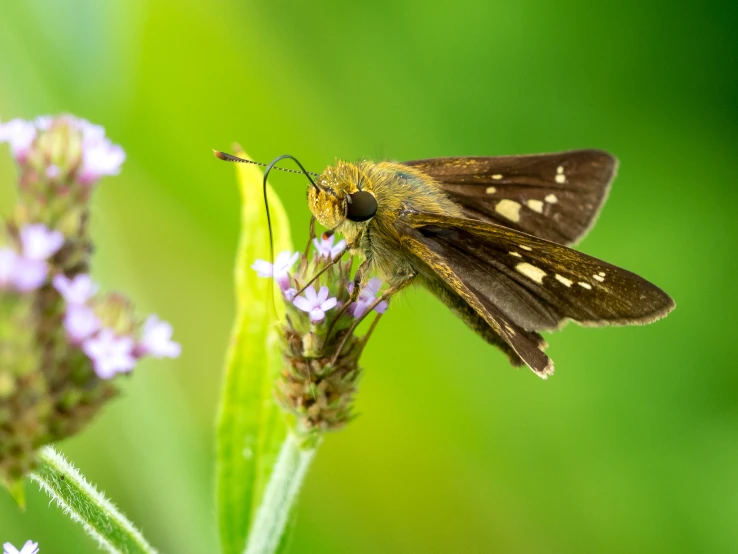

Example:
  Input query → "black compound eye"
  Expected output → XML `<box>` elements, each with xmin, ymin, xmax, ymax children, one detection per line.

<box><xmin>346</xmin><ymin>191</ymin><xmax>377</xmax><ymax>222</ymax></box>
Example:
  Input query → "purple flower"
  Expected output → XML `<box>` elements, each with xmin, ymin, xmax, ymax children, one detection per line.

<box><xmin>0</xmin><ymin>118</ymin><xmax>36</xmax><ymax>162</ymax></box>
<box><xmin>19</xmin><ymin>224</ymin><xmax>64</xmax><ymax>261</ymax></box>
<box><xmin>78</xmin><ymin>140</ymin><xmax>126</xmax><ymax>185</ymax></box>
<box><xmin>11</xmin><ymin>257</ymin><xmax>48</xmax><ymax>292</ymax></box>
<box><xmin>293</xmin><ymin>285</ymin><xmax>338</xmax><ymax>323</ymax></box>
<box><xmin>3</xmin><ymin>540</ymin><xmax>39</xmax><ymax>554</ymax></box>
<box><xmin>64</xmin><ymin>305</ymin><xmax>101</xmax><ymax>343</ymax></box>
<box><xmin>283</xmin><ymin>287</ymin><xmax>297</xmax><ymax>302</ymax></box>
<box><xmin>313</xmin><ymin>235</ymin><xmax>346</xmax><ymax>259</ymax></box>
<box><xmin>137</xmin><ymin>315</ymin><xmax>181</xmax><ymax>358</ymax></box>
<box><xmin>0</xmin><ymin>248</ymin><xmax>18</xmax><ymax>289</ymax></box>
<box><xmin>53</xmin><ymin>274</ymin><xmax>98</xmax><ymax>305</ymax></box>
<box><xmin>82</xmin><ymin>329</ymin><xmax>136</xmax><ymax>379</ymax></box>
<box><xmin>348</xmin><ymin>277</ymin><xmax>389</xmax><ymax>318</ymax></box>
<box><xmin>252</xmin><ymin>250</ymin><xmax>299</xmax><ymax>291</ymax></box>
<box><xmin>46</xmin><ymin>164</ymin><xmax>60</xmax><ymax>179</ymax></box>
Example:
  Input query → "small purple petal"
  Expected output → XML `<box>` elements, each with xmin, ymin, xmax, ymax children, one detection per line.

<box><xmin>3</xmin><ymin>540</ymin><xmax>40</xmax><ymax>554</ymax></box>
<box><xmin>46</xmin><ymin>164</ymin><xmax>60</xmax><ymax>179</ymax></box>
<box><xmin>304</xmin><ymin>285</ymin><xmax>318</xmax><ymax>303</ymax></box>
<box><xmin>309</xmin><ymin>308</ymin><xmax>325</xmax><ymax>323</ymax></box>
<box><xmin>331</xmin><ymin>239</ymin><xmax>346</xmax><ymax>258</ymax></box>
<box><xmin>0</xmin><ymin>248</ymin><xmax>18</xmax><ymax>289</ymax></box>
<box><xmin>139</xmin><ymin>314</ymin><xmax>181</xmax><ymax>358</ymax></box>
<box><xmin>365</xmin><ymin>277</ymin><xmax>383</xmax><ymax>296</ymax></box>
<box><xmin>320</xmin><ymin>296</ymin><xmax>338</xmax><ymax>312</ymax></box>
<box><xmin>78</xmin><ymin>141</ymin><xmax>126</xmax><ymax>185</ymax></box>
<box><xmin>375</xmin><ymin>300</ymin><xmax>389</xmax><ymax>314</ymax></box>
<box><xmin>292</xmin><ymin>295</ymin><xmax>313</xmax><ymax>312</ymax></box>
<box><xmin>283</xmin><ymin>287</ymin><xmax>297</xmax><ymax>301</ymax></box>
<box><xmin>251</xmin><ymin>259</ymin><xmax>274</xmax><ymax>277</ymax></box>
<box><xmin>83</xmin><ymin>329</ymin><xmax>136</xmax><ymax>379</ymax></box>
<box><xmin>64</xmin><ymin>305</ymin><xmax>101</xmax><ymax>343</ymax></box>
<box><xmin>0</xmin><ymin>118</ymin><xmax>37</xmax><ymax>161</ymax></box>
<box><xmin>316</xmin><ymin>285</ymin><xmax>330</xmax><ymax>304</ymax></box>
<box><xmin>53</xmin><ymin>274</ymin><xmax>98</xmax><ymax>305</ymax></box>
<box><xmin>19</xmin><ymin>224</ymin><xmax>64</xmax><ymax>261</ymax></box>
<box><xmin>12</xmin><ymin>257</ymin><xmax>48</xmax><ymax>292</ymax></box>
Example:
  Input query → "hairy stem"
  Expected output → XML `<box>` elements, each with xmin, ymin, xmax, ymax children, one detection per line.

<box><xmin>244</xmin><ymin>433</ymin><xmax>317</xmax><ymax>554</ymax></box>
<box><xmin>29</xmin><ymin>447</ymin><xmax>158</xmax><ymax>554</ymax></box>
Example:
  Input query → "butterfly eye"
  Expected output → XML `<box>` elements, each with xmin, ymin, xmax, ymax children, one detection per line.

<box><xmin>346</xmin><ymin>191</ymin><xmax>377</xmax><ymax>222</ymax></box>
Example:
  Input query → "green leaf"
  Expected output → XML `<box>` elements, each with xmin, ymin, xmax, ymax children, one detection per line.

<box><xmin>30</xmin><ymin>447</ymin><xmax>157</xmax><ymax>553</ymax></box>
<box><xmin>3</xmin><ymin>478</ymin><xmax>26</xmax><ymax>509</ymax></box>
<box><xmin>216</xmin><ymin>149</ymin><xmax>294</xmax><ymax>554</ymax></box>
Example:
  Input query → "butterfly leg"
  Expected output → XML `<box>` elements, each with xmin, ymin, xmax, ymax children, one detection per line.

<box><xmin>329</xmin><ymin>272</ymin><xmax>416</xmax><ymax>366</ymax></box>
<box><xmin>302</xmin><ymin>216</ymin><xmax>317</xmax><ymax>259</ymax></box>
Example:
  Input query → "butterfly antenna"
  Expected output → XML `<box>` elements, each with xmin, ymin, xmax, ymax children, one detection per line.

<box><xmin>214</xmin><ymin>150</ymin><xmax>320</xmax><ymax>309</ymax></box>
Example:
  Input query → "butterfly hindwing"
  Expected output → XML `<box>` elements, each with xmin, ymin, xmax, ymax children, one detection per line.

<box><xmin>397</xmin><ymin>213</ymin><xmax>674</xmax><ymax>377</ymax></box>
<box><xmin>402</xmin><ymin>149</ymin><xmax>617</xmax><ymax>246</ymax></box>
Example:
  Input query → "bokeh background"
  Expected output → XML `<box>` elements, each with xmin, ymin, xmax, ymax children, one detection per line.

<box><xmin>1</xmin><ymin>1</ymin><xmax>737</xmax><ymax>552</ymax></box>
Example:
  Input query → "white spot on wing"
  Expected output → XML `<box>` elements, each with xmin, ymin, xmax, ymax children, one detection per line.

<box><xmin>593</xmin><ymin>274</ymin><xmax>605</xmax><ymax>282</ymax></box>
<box><xmin>519</xmin><ymin>245</ymin><xmax>532</xmax><ymax>251</ymax></box>
<box><xmin>527</xmin><ymin>199</ymin><xmax>544</xmax><ymax>213</ymax></box>
<box><xmin>485</xmin><ymin>186</ymin><xmax>497</xmax><ymax>194</ymax></box>
<box><xmin>545</xmin><ymin>194</ymin><xmax>558</xmax><ymax>203</ymax></box>
<box><xmin>578</xmin><ymin>282</ymin><xmax>592</xmax><ymax>290</ymax></box>
<box><xmin>598</xmin><ymin>271</ymin><xmax>606</xmax><ymax>276</ymax></box>
<box><xmin>495</xmin><ymin>199</ymin><xmax>521</xmax><ymax>222</ymax></box>
<box><xmin>516</xmin><ymin>262</ymin><xmax>546</xmax><ymax>284</ymax></box>
<box><xmin>509</xmin><ymin>251</ymin><xmax>522</xmax><ymax>258</ymax></box>
<box><xmin>555</xmin><ymin>174</ymin><xmax>566</xmax><ymax>184</ymax></box>
<box><xmin>492</xmin><ymin>174</ymin><xmax>503</xmax><ymax>180</ymax></box>
<box><xmin>555</xmin><ymin>274</ymin><xmax>572</xmax><ymax>287</ymax></box>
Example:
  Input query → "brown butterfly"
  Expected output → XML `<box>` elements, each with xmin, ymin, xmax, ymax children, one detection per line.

<box><xmin>216</xmin><ymin>149</ymin><xmax>675</xmax><ymax>378</ymax></box>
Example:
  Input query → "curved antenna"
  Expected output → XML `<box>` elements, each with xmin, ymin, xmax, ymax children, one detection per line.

<box><xmin>213</xmin><ymin>150</ymin><xmax>320</xmax><ymax>182</ymax></box>
<box><xmin>214</xmin><ymin>150</ymin><xmax>321</xmax><ymax>306</ymax></box>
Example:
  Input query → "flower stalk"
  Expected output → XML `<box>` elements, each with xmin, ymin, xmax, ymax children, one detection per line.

<box><xmin>30</xmin><ymin>447</ymin><xmax>157</xmax><ymax>554</ymax></box>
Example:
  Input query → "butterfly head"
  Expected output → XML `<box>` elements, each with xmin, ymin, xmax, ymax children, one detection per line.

<box><xmin>309</xmin><ymin>161</ymin><xmax>378</xmax><ymax>229</ymax></box>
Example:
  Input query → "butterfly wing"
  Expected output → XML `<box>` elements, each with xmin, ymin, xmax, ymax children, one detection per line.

<box><xmin>397</xmin><ymin>213</ymin><xmax>674</xmax><ymax>377</ymax></box>
<box><xmin>402</xmin><ymin>149</ymin><xmax>617</xmax><ymax>245</ymax></box>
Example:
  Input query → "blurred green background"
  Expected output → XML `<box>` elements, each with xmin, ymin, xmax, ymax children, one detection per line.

<box><xmin>1</xmin><ymin>1</ymin><xmax>736</xmax><ymax>552</ymax></box>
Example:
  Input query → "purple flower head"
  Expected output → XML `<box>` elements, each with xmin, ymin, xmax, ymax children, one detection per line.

<box><xmin>138</xmin><ymin>314</ymin><xmax>181</xmax><ymax>359</ymax></box>
<box><xmin>11</xmin><ymin>257</ymin><xmax>48</xmax><ymax>292</ymax></box>
<box><xmin>19</xmin><ymin>224</ymin><xmax>64</xmax><ymax>261</ymax></box>
<box><xmin>82</xmin><ymin>328</ymin><xmax>136</xmax><ymax>379</ymax></box>
<box><xmin>64</xmin><ymin>305</ymin><xmax>101</xmax><ymax>343</ymax></box>
<box><xmin>53</xmin><ymin>274</ymin><xmax>98</xmax><ymax>305</ymax></box>
<box><xmin>283</xmin><ymin>287</ymin><xmax>297</xmax><ymax>302</ymax></box>
<box><xmin>252</xmin><ymin>250</ymin><xmax>299</xmax><ymax>291</ymax></box>
<box><xmin>313</xmin><ymin>235</ymin><xmax>346</xmax><ymax>259</ymax></box>
<box><xmin>0</xmin><ymin>248</ymin><xmax>18</xmax><ymax>289</ymax></box>
<box><xmin>348</xmin><ymin>277</ymin><xmax>389</xmax><ymax>318</ymax></box>
<box><xmin>293</xmin><ymin>285</ymin><xmax>338</xmax><ymax>323</ymax></box>
<box><xmin>0</xmin><ymin>118</ymin><xmax>37</xmax><ymax>162</ymax></box>
<box><xmin>3</xmin><ymin>540</ymin><xmax>39</xmax><ymax>554</ymax></box>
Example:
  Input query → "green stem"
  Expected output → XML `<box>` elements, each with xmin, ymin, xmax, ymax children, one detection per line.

<box><xmin>29</xmin><ymin>446</ymin><xmax>158</xmax><ymax>554</ymax></box>
<box><xmin>244</xmin><ymin>433</ymin><xmax>317</xmax><ymax>554</ymax></box>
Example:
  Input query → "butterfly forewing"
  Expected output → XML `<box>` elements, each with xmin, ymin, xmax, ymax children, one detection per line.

<box><xmin>402</xmin><ymin>149</ymin><xmax>617</xmax><ymax>246</ymax></box>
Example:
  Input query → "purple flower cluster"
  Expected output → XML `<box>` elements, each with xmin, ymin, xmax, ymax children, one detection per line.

<box><xmin>52</xmin><ymin>274</ymin><xmax>181</xmax><ymax>379</ymax></box>
<box><xmin>251</xmin><ymin>234</ymin><xmax>388</xmax><ymax>324</ymax></box>
<box><xmin>0</xmin><ymin>115</ymin><xmax>125</xmax><ymax>184</ymax></box>
<box><xmin>0</xmin><ymin>224</ymin><xmax>63</xmax><ymax>292</ymax></box>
